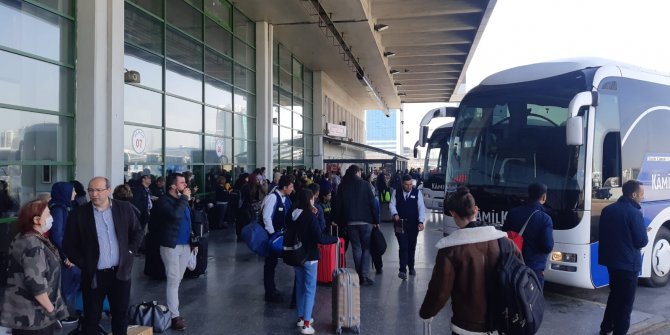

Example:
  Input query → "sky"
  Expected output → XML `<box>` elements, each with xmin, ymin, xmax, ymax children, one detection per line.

<box><xmin>402</xmin><ymin>0</ymin><xmax>670</xmax><ymax>152</ymax></box>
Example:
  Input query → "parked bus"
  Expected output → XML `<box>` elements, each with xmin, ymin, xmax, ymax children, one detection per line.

<box><xmin>421</xmin><ymin>123</ymin><xmax>452</xmax><ymax>210</ymax></box>
<box><xmin>445</xmin><ymin>59</ymin><xmax>670</xmax><ymax>289</ymax></box>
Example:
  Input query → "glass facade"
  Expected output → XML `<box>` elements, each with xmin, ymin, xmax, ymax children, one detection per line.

<box><xmin>272</xmin><ymin>42</ymin><xmax>313</xmax><ymax>170</ymax></box>
<box><xmin>124</xmin><ymin>0</ymin><xmax>256</xmax><ymax>193</ymax></box>
<box><xmin>0</xmin><ymin>0</ymin><xmax>76</xmax><ymax>221</ymax></box>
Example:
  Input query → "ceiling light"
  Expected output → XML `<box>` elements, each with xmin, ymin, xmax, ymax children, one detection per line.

<box><xmin>384</xmin><ymin>51</ymin><xmax>396</xmax><ymax>57</ymax></box>
<box><xmin>394</xmin><ymin>82</ymin><xmax>402</xmax><ymax>86</ymax></box>
<box><xmin>374</xmin><ymin>24</ymin><xmax>389</xmax><ymax>32</ymax></box>
<box><xmin>389</xmin><ymin>69</ymin><xmax>399</xmax><ymax>75</ymax></box>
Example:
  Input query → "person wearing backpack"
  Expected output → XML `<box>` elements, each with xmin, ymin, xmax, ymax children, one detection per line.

<box><xmin>419</xmin><ymin>187</ymin><xmax>511</xmax><ymax>335</ymax></box>
<box><xmin>598</xmin><ymin>180</ymin><xmax>648</xmax><ymax>335</ymax></box>
<box><xmin>502</xmin><ymin>182</ymin><xmax>554</xmax><ymax>287</ymax></box>
<box><xmin>288</xmin><ymin>189</ymin><xmax>338</xmax><ymax>334</ymax></box>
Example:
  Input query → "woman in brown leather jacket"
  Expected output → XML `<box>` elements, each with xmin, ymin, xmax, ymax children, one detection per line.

<box><xmin>419</xmin><ymin>187</ymin><xmax>513</xmax><ymax>335</ymax></box>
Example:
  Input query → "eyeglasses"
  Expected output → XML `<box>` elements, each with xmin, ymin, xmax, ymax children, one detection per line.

<box><xmin>87</xmin><ymin>188</ymin><xmax>109</xmax><ymax>193</ymax></box>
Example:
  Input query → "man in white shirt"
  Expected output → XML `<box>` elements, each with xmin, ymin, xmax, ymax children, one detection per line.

<box><xmin>389</xmin><ymin>174</ymin><xmax>426</xmax><ymax>280</ymax></box>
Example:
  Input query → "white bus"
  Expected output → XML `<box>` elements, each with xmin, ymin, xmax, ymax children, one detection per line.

<box><xmin>445</xmin><ymin>59</ymin><xmax>670</xmax><ymax>289</ymax></box>
<box><xmin>420</xmin><ymin>124</ymin><xmax>452</xmax><ymax>210</ymax></box>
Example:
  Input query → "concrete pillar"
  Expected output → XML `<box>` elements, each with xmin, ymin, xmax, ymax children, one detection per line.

<box><xmin>256</xmin><ymin>22</ymin><xmax>273</xmax><ymax>179</ymax></box>
<box><xmin>312</xmin><ymin>71</ymin><xmax>324</xmax><ymax>169</ymax></box>
<box><xmin>75</xmin><ymin>0</ymin><xmax>125</xmax><ymax>187</ymax></box>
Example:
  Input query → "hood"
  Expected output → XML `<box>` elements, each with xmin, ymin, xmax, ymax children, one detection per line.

<box><xmin>292</xmin><ymin>208</ymin><xmax>304</xmax><ymax>221</ymax></box>
<box><xmin>49</xmin><ymin>181</ymin><xmax>74</xmax><ymax>207</ymax></box>
<box><xmin>435</xmin><ymin>226</ymin><xmax>507</xmax><ymax>249</ymax></box>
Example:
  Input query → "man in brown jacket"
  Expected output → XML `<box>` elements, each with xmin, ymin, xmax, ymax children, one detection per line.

<box><xmin>419</xmin><ymin>187</ymin><xmax>514</xmax><ymax>335</ymax></box>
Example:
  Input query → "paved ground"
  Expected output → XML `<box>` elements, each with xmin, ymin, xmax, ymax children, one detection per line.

<box><xmin>28</xmin><ymin>210</ymin><xmax>669</xmax><ymax>334</ymax></box>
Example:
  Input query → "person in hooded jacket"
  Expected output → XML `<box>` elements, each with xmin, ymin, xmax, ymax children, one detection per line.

<box><xmin>420</xmin><ymin>187</ymin><xmax>519</xmax><ymax>335</ymax></box>
<box><xmin>290</xmin><ymin>188</ymin><xmax>338</xmax><ymax>334</ymax></box>
<box><xmin>48</xmin><ymin>182</ymin><xmax>80</xmax><ymax>325</ymax></box>
<box><xmin>70</xmin><ymin>180</ymin><xmax>88</xmax><ymax>208</ymax></box>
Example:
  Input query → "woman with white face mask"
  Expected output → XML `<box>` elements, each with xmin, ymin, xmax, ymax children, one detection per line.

<box><xmin>0</xmin><ymin>198</ymin><xmax>69</xmax><ymax>335</ymax></box>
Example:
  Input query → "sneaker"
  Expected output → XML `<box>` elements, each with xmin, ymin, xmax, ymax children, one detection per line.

<box><xmin>398</xmin><ymin>272</ymin><xmax>407</xmax><ymax>280</ymax></box>
<box><xmin>60</xmin><ymin>316</ymin><xmax>79</xmax><ymax>325</ymax></box>
<box><xmin>300</xmin><ymin>324</ymin><xmax>315</xmax><ymax>334</ymax></box>
<box><xmin>409</xmin><ymin>269</ymin><xmax>416</xmax><ymax>276</ymax></box>
<box><xmin>171</xmin><ymin>316</ymin><xmax>187</xmax><ymax>331</ymax></box>
<box><xmin>296</xmin><ymin>318</ymin><xmax>315</xmax><ymax>327</ymax></box>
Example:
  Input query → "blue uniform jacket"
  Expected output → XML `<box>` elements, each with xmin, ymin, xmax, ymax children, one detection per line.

<box><xmin>598</xmin><ymin>196</ymin><xmax>648</xmax><ymax>272</ymax></box>
<box><xmin>502</xmin><ymin>201</ymin><xmax>554</xmax><ymax>271</ymax></box>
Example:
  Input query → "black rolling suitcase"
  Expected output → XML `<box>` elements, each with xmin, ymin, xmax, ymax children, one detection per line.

<box><xmin>143</xmin><ymin>232</ymin><xmax>166</xmax><ymax>280</ymax></box>
<box><xmin>185</xmin><ymin>208</ymin><xmax>209</xmax><ymax>277</ymax></box>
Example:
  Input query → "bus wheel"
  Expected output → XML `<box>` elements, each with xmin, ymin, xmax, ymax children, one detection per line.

<box><xmin>641</xmin><ymin>226</ymin><xmax>670</xmax><ymax>287</ymax></box>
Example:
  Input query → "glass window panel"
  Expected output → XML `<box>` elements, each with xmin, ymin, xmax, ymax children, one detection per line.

<box><xmin>304</xmin><ymin>102</ymin><xmax>313</xmax><ymax>119</ymax></box>
<box><xmin>233</xmin><ymin>139</ymin><xmax>250</xmax><ymax>164</ymax></box>
<box><xmin>127</xmin><ymin>0</ymin><xmax>163</xmax><ymax>18</ymax></box>
<box><xmin>292</xmin><ymin>58</ymin><xmax>302</xmax><ymax>79</ymax></box>
<box><xmin>279</xmin><ymin>69</ymin><xmax>291</xmax><ymax>92</ymax></box>
<box><xmin>0</xmin><ymin>164</ymin><xmax>72</xmax><ymax>215</ymax></box>
<box><xmin>233</xmin><ymin>89</ymin><xmax>254</xmax><ymax>116</ymax></box>
<box><xmin>31</xmin><ymin>0</ymin><xmax>73</xmax><ymax>16</ymax></box>
<box><xmin>165</xmin><ymin>131</ymin><xmax>202</xmax><ymax>167</ymax></box>
<box><xmin>279</xmin><ymin>90</ymin><xmax>291</xmax><ymax>110</ymax></box>
<box><xmin>124</xmin><ymin>125</ymin><xmax>162</xmax><ymax>164</ymax></box>
<box><xmin>272</xmin><ymin>125</ymin><xmax>279</xmax><ymax>162</ymax></box>
<box><xmin>0</xmin><ymin>50</ymin><xmax>73</xmax><ymax>113</ymax></box>
<box><xmin>205</xmin><ymin>78</ymin><xmax>232</xmax><ymax>111</ymax></box>
<box><xmin>273</xmin><ymin>42</ymin><xmax>278</xmax><ymax>64</ymax></box>
<box><xmin>205</xmin><ymin>18</ymin><xmax>232</xmax><ymax>56</ymax></box>
<box><xmin>233</xmin><ymin>38</ymin><xmax>255</xmax><ymax>70</ymax></box>
<box><xmin>304</xmin><ymin>84</ymin><xmax>313</xmax><ymax>103</ymax></box>
<box><xmin>272</xmin><ymin>106</ymin><xmax>279</xmax><ymax>124</ymax></box>
<box><xmin>279</xmin><ymin>107</ymin><xmax>292</xmax><ymax>128</ymax></box>
<box><xmin>272</xmin><ymin>65</ymin><xmax>279</xmax><ymax>86</ymax></box>
<box><xmin>304</xmin><ymin>69</ymin><xmax>313</xmax><ymax>87</ymax></box>
<box><xmin>278</xmin><ymin>44</ymin><xmax>291</xmax><ymax>72</ymax></box>
<box><xmin>293</xmin><ymin>130</ymin><xmax>304</xmax><ymax>148</ymax></box>
<box><xmin>232</xmin><ymin>8</ymin><xmax>254</xmax><ymax>46</ymax></box>
<box><xmin>167</xmin><ymin>27</ymin><xmax>203</xmax><ymax>70</ymax></box>
<box><xmin>204</xmin><ymin>107</ymin><xmax>232</xmax><ymax>136</ymax></box>
<box><xmin>234</xmin><ymin>64</ymin><xmax>255</xmax><ymax>93</ymax></box>
<box><xmin>184</xmin><ymin>0</ymin><xmax>202</xmax><ymax>10</ymax></box>
<box><xmin>0</xmin><ymin>1</ymin><xmax>74</xmax><ymax>64</ymax></box>
<box><xmin>124</xmin><ymin>85</ymin><xmax>162</xmax><ymax>126</ymax></box>
<box><xmin>293</xmin><ymin>77</ymin><xmax>303</xmax><ymax>99</ymax></box>
<box><xmin>125</xmin><ymin>164</ymin><xmax>162</xmax><ymax>187</ymax></box>
<box><xmin>305</xmin><ymin>135</ymin><xmax>313</xmax><ymax>150</ymax></box>
<box><xmin>124</xmin><ymin>44</ymin><xmax>163</xmax><ymax>90</ymax></box>
<box><xmin>233</xmin><ymin>113</ymin><xmax>246</xmax><ymax>139</ymax></box>
<box><xmin>279</xmin><ymin>126</ymin><xmax>292</xmax><ymax>147</ymax></box>
<box><xmin>205</xmin><ymin>136</ymin><xmax>232</xmax><ymax>164</ymax></box>
<box><xmin>293</xmin><ymin>147</ymin><xmax>304</xmax><ymax>164</ymax></box>
<box><xmin>205</xmin><ymin>0</ymin><xmax>231</xmax><ymax>28</ymax></box>
<box><xmin>166</xmin><ymin>61</ymin><xmax>203</xmax><ymax>101</ymax></box>
<box><xmin>293</xmin><ymin>98</ymin><xmax>303</xmax><ymax>115</ymax></box>
<box><xmin>303</xmin><ymin>115</ymin><xmax>313</xmax><ymax>134</ymax></box>
<box><xmin>0</xmin><ymin>108</ymin><xmax>72</xmax><ymax>162</ymax></box>
<box><xmin>205</xmin><ymin>49</ymin><xmax>232</xmax><ymax>83</ymax></box>
<box><xmin>293</xmin><ymin>113</ymin><xmax>303</xmax><ymax>131</ymax></box>
<box><xmin>166</xmin><ymin>0</ymin><xmax>202</xmax><ymax>40</ymax></box>
<box><xmin>165</xmin><ymin>96</ymin><xmax>202</xmax><ymax>131</ymax></box>
<box><xmin>124</xmin><ymin>3</ymin><xmax>163</xmax><ymax>55</ymax></box>
<box><xmin>272</xmin><ymin>85</ymin><xmax>278</xmax><ymax>104</ymax></box>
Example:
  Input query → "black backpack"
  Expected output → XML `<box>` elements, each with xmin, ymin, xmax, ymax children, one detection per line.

<box><xmin>488</xmin><ymin>238</ymin><xmax>544</xmax><ymax>335</ymax></box>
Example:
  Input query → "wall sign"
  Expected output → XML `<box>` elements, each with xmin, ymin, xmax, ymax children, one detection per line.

<box><xmin>215</xmin><ymin>139</ymin><xmax>225</xmax><ymax>158</ymax></box>
<box><xmin>132</xmin><ymin>129</ymin><xmax>146</xmax><ymax>154</ymax></box>
<box><xmin>327</xmin><ymin>123</ymin><xmax>347</xmax><ymax>138</ymax></box>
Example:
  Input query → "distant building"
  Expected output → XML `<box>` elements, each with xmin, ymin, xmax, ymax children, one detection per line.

<box><xmin>366</xmin><ymin>109</ymin><xmax>399</xmax><ymax>154</ymax></box>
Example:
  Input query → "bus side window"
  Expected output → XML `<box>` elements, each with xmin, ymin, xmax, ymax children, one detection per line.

<box><xmin>602</xmin><ymin>131</ymin><xmax>622</xmax><ymax>187</ymax></box>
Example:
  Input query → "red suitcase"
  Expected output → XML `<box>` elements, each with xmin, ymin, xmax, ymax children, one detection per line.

<box><xmin>318</xmin><ymin>232</ymin><xmax>346</xmax><ymax>284</ymax></box>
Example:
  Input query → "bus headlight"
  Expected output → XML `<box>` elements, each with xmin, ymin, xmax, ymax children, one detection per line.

<box><xmin>551</xmin><ymin>252</ymin><xmax>577</xmax><ymax>263</ymax></box>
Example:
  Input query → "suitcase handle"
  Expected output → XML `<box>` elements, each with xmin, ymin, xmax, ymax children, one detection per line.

<box><xmin>423</xmin><ymin>317</ymin><xmax>433</xmax><ymax>335</ymax></box>
<box><xmin>330</xmin><ymin>225</ymin><xmax>339</xmax><ymax>237</ymax></box>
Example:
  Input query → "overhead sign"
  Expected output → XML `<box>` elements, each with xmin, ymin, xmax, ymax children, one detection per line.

<box><xmin>327</xmin><ymin>123</ymin><xmax>347</xmax><ymax>138</ymax></box>
<box><xmin>131</xmin><ymin>129</ymin><xmax>146</xmax><ymax>154</ymax></box>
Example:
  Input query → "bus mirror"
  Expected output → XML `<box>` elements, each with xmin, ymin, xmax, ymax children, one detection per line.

<box><xmin>566</xmin><ymin>117</ymin><xmax>583</xmax><ymax>146</ymax></box>
<box><xmin>420</xmin><ymin>126</ymin><xmax>429</xmax><ymax>146</ymax></box>
<box><xmin>568</xmin><ymin>91</ymin><xmax>595</xmax><ymax>117</ymax></box>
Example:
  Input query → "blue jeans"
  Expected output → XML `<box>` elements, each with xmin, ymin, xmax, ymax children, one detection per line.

<box><xmin>600</xmin><ymin>268</ymin><xmax>638</xmax><ymax>335</ymax></box>
<box><xmin>295</xmin><ymin>261</ymin><xmax>318</xmax><ymax>321</ymax></box>
<box><xmin>347</xmin><ymin>224</ymin><xmax>372</xmax><ymax>279</ymax></box>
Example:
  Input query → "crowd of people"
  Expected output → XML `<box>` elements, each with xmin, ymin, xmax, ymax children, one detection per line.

<box><xmin>0</xmin><ymin>164</ymin><xmax>649</xmax><ymax>335</ymax></box>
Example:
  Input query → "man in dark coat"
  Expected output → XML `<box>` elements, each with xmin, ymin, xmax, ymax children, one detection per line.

<box><xmin>131</xmin><ymin>171</ymin><xmax>153</xmax><ymax>230</ymax></box>
<box><xmin>598</xmin><ymin>180</ymin><xmax>648</xmax><ymax>335</ymax></box>
<box><xmin>63</xmin><ymin>177</ymin><xmax>143</xmax><ymax>335</ymax></box>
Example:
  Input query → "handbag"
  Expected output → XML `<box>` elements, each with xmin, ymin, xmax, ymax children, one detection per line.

<box><xmin>394</xmin><ymin>218</ymin><xmax>406</xmax><ymax>234</ymax></box>
<box><xmin>187</xmin><ymin>249</ymin><xmax>198</xmax><ymax>271</ymax></box>
<box><xmin>507</xmin><ymin>210</ymin><xmax>539</xmax><ymax>251</ymax></box>
<box><xmin>128</xmin><ymin>301</ymin><xmax>172</xmax><ymax>333</ymax></box>
<box><xmin>269</xmin><ymin>230</ymin><xmax>284</xmax><ymax>256</ymax></box>
<box><xmin>282</xmin><ymin>222</ymin><xmax>307</xmax><ymax>267</ymax></box>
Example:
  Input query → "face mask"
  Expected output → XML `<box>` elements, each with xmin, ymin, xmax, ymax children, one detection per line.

<box><xmin>43</xmin><ymin>216</ymin><xmax>53</xmax><ymax>234</ymax></box>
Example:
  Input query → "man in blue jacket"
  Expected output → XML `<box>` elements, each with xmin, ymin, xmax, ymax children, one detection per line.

<box><xmin>598</xmin><ymin>180</ymin><xmax>648</xmax><ymax>335</ymax></box>
<box><xmin>502</xmin><ymin>182</ymin><xmax>554</xmax><ymax>287</ymax></box>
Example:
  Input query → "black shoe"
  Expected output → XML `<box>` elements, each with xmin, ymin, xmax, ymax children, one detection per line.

<box><xmin>398</xmin><ymin>272</ymin><xmax>407</xmax><ymax>280</ymax></box>
<box><xmin>376</xmin><ymin>268</ymin><xmax>383</xmax><ymax>274</ymax></box>
<box><xmin>409</xmin><ymin>269</ymin><xmax>416</xmax><ymax>276</ymax></box>
<box><xmin>265</xmin><ymin>291</ymin><xmax>284</xmax><ymax>303</ymax></box>
<box><xmin>360</xmin><ymin>277</ymin><xmax>374</xmax><ymax>286</ymax></box>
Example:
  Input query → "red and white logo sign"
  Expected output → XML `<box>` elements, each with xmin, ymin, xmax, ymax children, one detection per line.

<box><xmin>132</xmin><ymin>129</ymin><xmax>146</xmax><ymax>154</ymax></box>
<box><xmin>215</xmin><ymin>139</ymin><xmax>225</xmax><ymax>158</ymax></box>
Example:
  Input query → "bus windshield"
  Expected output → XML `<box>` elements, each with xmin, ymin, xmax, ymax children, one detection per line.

<box><xmin>424</xmin><ymin>139</ymin><xmax>449</xmax><ymax>180</ymax></box>
<box><xmin>447</xmin><ymin>89</ymin><xmax>587</xmax><ymax>229</ymax></box>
